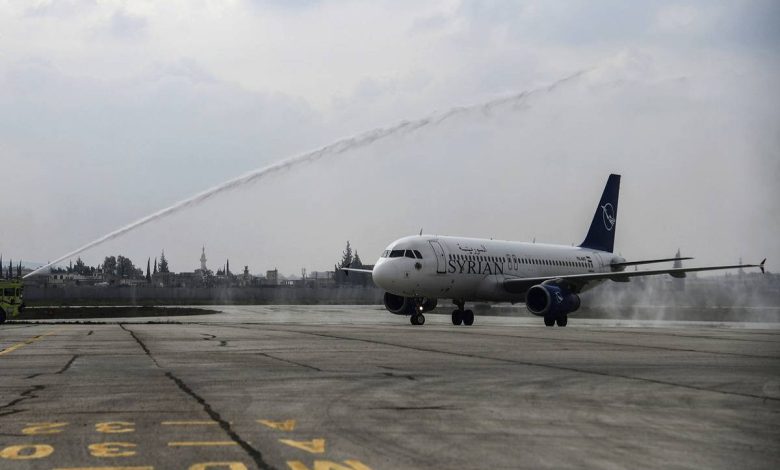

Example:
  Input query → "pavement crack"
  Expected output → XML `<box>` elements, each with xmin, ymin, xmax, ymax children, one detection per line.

<box><xmin>56</xmin><ymin>354</ymin><xmax>79</xmax><ymax>374</ymax></box>
<box><xmin>119</xmin><ymin>324</ymin><xmax>276</xmax><ymax>469</ymax></box>
<box><xmin>0</xmin><ymin>385</ymin><xmax>44</xmax><ymax>413</ymax></box>
<box><xmin>165</xmin><ymin>371</ymin><xmax>276</xmax><ymax>470</ymax></box>
<box><xmin>258</xmin><ymin>352</ymin><xmax>322</xmax><ymax>371</ymax></box>
<box><xmin>258</xmin><ymin>327</ymin><xmax>780</xmax><ymax>403</ymax></box>
<box><xmin>119</xmin><ymin>323</ymin><xmax>162</xmax><ymax>368</ymax></box>
<box><xmin>381</xmin><ymin>372</ymin><xmax>416</xmax><ymax>381</ymax></box>
<box><xmin>25</xmin><ymin>354</ymin><xmax>78</xmax><ymax>379</ymax></box>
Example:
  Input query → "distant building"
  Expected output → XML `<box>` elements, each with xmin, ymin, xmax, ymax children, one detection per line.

<box><xmin>265</xmin><ymin>269</ymin><xmax>279</xmax><ymax>286</ymax></box>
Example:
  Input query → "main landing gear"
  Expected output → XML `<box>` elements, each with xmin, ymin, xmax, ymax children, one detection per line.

<box><xmin>544</xmin><ymin>315</ymin><xmax>568</xmax><ymax>327</ymax></box>
<box><xmin>451</xmin><ymin>300</ymin><xmax>474</xmax><ymax>326</ymax></box>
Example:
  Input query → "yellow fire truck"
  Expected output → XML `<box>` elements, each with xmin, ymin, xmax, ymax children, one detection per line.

<box><xmin>0</xmin><ymin>279</ymin><xmax>25</xmax><ymax>323</ymax></box>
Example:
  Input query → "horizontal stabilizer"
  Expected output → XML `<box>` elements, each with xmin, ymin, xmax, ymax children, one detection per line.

<box><xmin>611</xmin><ymin>257</ymin><xmax>693</xmax><ymax>268</ymax></box>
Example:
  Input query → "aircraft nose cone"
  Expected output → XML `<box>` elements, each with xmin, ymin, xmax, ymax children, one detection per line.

<box><xmin>372</xmin><ymin>261</ymin><xmax>393</xmax><ymax>290</ymax></box>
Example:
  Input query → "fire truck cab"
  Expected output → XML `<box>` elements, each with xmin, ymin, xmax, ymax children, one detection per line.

<box><xmin>0</xmin><ymin>280</ymin><xmax>25</xmax><ymax>324</ymax></box>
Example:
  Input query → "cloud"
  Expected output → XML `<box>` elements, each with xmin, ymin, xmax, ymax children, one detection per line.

<box><xmin>107</xmin><ymin>10</ymin><xmax>148</xmax><ymax>39</ymax></box>
<box><xmin>0</xmin><ymin>1</ymin><xmax>777</xmax><ymax>276</ymax></box>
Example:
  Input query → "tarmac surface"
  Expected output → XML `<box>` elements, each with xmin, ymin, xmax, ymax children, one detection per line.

<box><xmin>1</xmin><ymin>305</ymin><xmax>779</xmax><ymax>470</ymax></box>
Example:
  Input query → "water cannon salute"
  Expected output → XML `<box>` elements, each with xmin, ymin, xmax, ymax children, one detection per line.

<box><xmin>1</xmin><ymin>3</ymin><xmax>778</xmax><ymax>470</ymax></box>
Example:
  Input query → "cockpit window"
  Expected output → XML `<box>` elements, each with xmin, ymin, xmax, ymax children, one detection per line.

<box><xmin>389</xmin><ymin>250</ymin><xmax>405</xmax><ymax>258</ymax></box>
<box><xmin>382</xmin><ymin>250</ymin><xmax>390</xmax><ymax>257</ymax></box>
<box><xmin>405</xmin><ymin>250</ymin><xmax>416</xmax><ymax>259</ymax></box>
<box><xmin>413</xmin><ymin>250</ymin><xmax>422</xmax><ymax>259</ymax></box>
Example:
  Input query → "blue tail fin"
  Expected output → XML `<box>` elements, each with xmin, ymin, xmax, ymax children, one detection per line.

<box><xmin>579</xmin><ymin>174</ymin><xmax>620</xmax><ymax>253</ymax></box>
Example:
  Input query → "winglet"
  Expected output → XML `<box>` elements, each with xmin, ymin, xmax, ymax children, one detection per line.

<box><xmin>760</xmin><ymin>258</ymin><xmax>766</xmax><ymax>274</ymax></box>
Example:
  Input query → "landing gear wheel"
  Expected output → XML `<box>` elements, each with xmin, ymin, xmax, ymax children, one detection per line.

<box><xmin>410</xmin><ymin>314</ymin><xmax>418</xmax><ymax>325</ymax></box>
<box><xmin>411</xmin><ymin>313</ymin><xmax>425</xmax><ymax>325</ymax></box>
<box><xmin>463</xmin><ymin>310</ymin><xmax>474</xmax><ymax>326</ymax></box>
<box><xmin>556</xmin><ymin>316</ymin><xmax>568</xmax><ymax>327</ymax></box>
<box><xmin>544</xmin><ymin>316</ymin><xmax>555</xmax><ymax>327</ymax></box>
<box><xmin>452</xmin><ymin>310</ymin><xmax>463</xmax><ymax>325</ymax></box>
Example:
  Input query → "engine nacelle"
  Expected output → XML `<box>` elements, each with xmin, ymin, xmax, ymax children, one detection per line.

<box><xmin>383</xmin><ymin>292</ymin><xmax>437</xmax><ymax>315</ymax></box>
<box><xmin>526</xmin><ymin>284</ymin><xmax>581</xmax><ymax>317</ymax></box>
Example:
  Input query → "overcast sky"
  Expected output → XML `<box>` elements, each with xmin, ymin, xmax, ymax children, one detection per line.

<box><xmin>2</xmin><ymin>0</ymin><xmax>778</xmax><ymax>276</ymax></box>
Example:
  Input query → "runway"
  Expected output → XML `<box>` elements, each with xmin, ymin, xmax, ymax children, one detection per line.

<box><xmin>1</xmin><ymin>306</ymin><xmax>779</xmax><ymax>469</ymax></box>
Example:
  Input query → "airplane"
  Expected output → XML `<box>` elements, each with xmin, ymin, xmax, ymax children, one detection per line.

<box><xmin>344</xmin><ymin>174</ymin><xmax>766</xmax><ymax>327</ymax></box>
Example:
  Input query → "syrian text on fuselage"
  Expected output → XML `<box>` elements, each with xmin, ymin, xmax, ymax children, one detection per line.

<box><xmin>447</xmin><ymin>259</ymin><xmax>505</xmax><ymax>275</ymax></box>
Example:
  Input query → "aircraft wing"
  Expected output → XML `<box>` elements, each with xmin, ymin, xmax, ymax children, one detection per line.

<box><xmin>503</xmin><ymin>259</ymin><xmax>766</xmax><ymax>294</ymax></box>
<box><xmin>610</xmin><ymin>256</ymin><xmax>693</xmax><ymax>268</ymax></box>
<box><xmin>341</xmin><ymin>267</ymin><xmax>374</xmax><ymax>274</ymax></box>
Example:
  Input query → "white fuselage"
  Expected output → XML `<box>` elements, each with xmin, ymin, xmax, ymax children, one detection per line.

<box><xmin>372</xmin><ymin>235</ymin><xmax>622</xmax><ymax>302</ymax></box>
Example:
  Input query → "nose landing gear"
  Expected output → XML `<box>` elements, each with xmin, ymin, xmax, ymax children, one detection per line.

<box><xmin>410</xmin><ymin>313</ymin><xmax>425</xmax><ymax>325</ymax></box>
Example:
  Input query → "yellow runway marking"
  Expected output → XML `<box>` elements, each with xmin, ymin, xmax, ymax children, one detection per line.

<box><xmin>161</xmin><ymin>420</ymin><xmax>219</xmax><ymax>426</ymax></box>
<box><xmin>258</xmin><ymin>419</ymin><xmax>296</xmax><ymax>431</ymax></box>
<box><xmin>287</xmin><ymin>461</ymin><xmax>372</xmax><ymax>470</ymax></box>
<box><xmin>96</xmin><ymin>422</ymin><xmax>135</xmax><ymax>434</ymax></box>
<box><xmin>0</xmin><ymin>444</ymin><xmax>54</xmax><ymax>460</ymax></box>
<box><xmin>88</xmin><ymin>442</ymin><xmax>137</xmax><ymax>458</ymax></box>
<box><xmin>0</xmin><ymin>331</ymin><xmax>56</xmax><ymax>356</ymax></box>
<box><xmin>279</xmin><ymin>438</ymin><xmax>326</xmax><ymax>454</ymax></box>
<box><xmin>54</xmin><ymin>467</ymin><xmax>154</xmax><ymax>470</ymax></box>
<box><xmin>168</xmin><ymin>441</ymin><xmax>238</xmax><ymax>447</ymax></box>
<box><xmin>22</xmin><ymin>422</ymin><xmax>68</xmax><ymax>435</ymax></box>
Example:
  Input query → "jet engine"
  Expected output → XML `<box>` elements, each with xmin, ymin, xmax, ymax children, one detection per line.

<box><xmin>526</xmin><ymin>284</ymin><xmax>581</xmax><ymax>317</ymax></box>
<box><xmin>383</xmin><ymin>292</ymin><xmax>437</xmax><ymax>315</ymax></box>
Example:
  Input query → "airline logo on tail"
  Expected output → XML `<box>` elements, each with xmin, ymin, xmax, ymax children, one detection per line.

<box><xmin>601</xmin><ymin>203</ymin><xmax>616</xmax><ymax>231</ymax></box>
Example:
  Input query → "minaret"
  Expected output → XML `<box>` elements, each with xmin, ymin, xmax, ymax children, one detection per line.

<box><xmin>200</xmin><ymin>246</ymin><xmax>207</xmax><ymax>272</ymax></box>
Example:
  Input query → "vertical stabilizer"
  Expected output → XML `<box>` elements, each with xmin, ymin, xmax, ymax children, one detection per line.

<box><xmin>579</xmin><ymin>174</ymin><xmax>620</xmax><ymax>253</ymax></box>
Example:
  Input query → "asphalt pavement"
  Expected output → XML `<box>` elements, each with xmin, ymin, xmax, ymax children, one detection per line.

<box><xmin>1</xmin><ymin>306</ymin><xmax>778</xmax><ymax>470</ymax></box>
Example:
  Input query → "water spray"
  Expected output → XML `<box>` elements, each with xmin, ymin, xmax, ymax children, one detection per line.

<box><xmin>24</xmin><ymin>70</ymin><xmax>588</xmax><ymax>279</ymax></box>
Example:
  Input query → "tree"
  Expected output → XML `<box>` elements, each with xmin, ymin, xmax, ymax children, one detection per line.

<box><xmin>103</xmin><ymin>256</ymin><xmax>117</xmax><ymax>276</ymax></box>
<box><xmin>17</xmin><ymin>261</ymin><xmax>22</xmax><ymax>278</ymax></box>
<box><xmin>73</xmin><ymin>257</ymin><xmax>87</xmax><ymax>275</ymax></box>
<box><xmin>116</xmin><ymin>255</ymin><xmax>135</xmax><ymax>278</ymax></box>
<box><xmin>146</xmin><ymin>258</ymin><xmax>151</xmax><ymax>283</ymax></box>
<box><xmin>158</xmin><ymin>251</ymin><xmax>169</xmax><ymax>273</ymax></box>
<box><xmin>153</xmin><ymin>258</ymin><xmax>158</xmax><ymax>275</ymax></box>
<box><xmin>226</xmin><ymin>259</ymin><xmax>231</xmax><ymax>276</ymax></box>
<box><xmin>334</xmin><ymin>241</ymin><xmax>354</xmax><ymax>284</ymax></box>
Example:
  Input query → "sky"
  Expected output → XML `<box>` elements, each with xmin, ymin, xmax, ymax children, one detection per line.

<box><xmin>1</xmin><ymin>0</ymin><xmax>779</xmax><ymax>276</ymax></box>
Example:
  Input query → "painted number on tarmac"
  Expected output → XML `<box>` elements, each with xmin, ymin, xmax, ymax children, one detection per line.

<box><xmin>287</xmin><ymin>461</ymin><xmax>372</xmax><ymax>470</ymax></box>
<box><xmin>23</xmin><ymin>422</ymin><xmax>69</xmax><ymax>435</ymax></box>
<box><xmin>96</xmin><ymin>422</ymin><xmax>136</xmax><ymax>433</ymax></box>
<box><xmin>0</xmin><ymin>444</ymin><xmax>55</xmax><ymax>460</ymax></box>
<box><xmin>88</xmin><ymin>442</ymin><xmax>138</xmax><ymax>457</ymax></box>
<box><xmin>188</xmin><ymin>463</ymin><xmax>249</xmax><ymax>470</ymax></box>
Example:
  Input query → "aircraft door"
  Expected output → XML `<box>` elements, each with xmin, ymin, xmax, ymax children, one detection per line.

<box><xmin>428</xmin><ymin>240</ymin><xmax>447</xmax><ymax>274</ymax></box>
